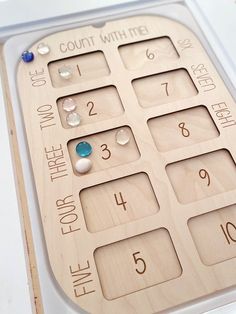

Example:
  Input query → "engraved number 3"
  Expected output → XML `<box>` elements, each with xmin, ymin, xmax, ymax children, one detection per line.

<box><xmin>132</xmin><ymin>251</ymin><xmax>146</xmax><ymax>275</ymax></box>
<box><xmin>100</xmin><ymin>144</ymin><xmax>111</xmax><ymax>160</ymax></box>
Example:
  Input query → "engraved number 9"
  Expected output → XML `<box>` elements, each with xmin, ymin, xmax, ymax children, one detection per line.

<box><xmin>198</xmin><ymin>168</ymin><xmax>210</xmax><ymax>186</ymax></box>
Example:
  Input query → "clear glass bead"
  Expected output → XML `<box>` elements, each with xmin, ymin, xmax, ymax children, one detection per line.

<box><xmin>37</xmin><ymin>43</ymin><xmax>50</xmax><ymax>55</ymax></box>
<box><xmin>62</xmin><ymin>98</ymin><xmax>77</xmax><ymax>112</ymax></box>
<box><xmin>58</xmin><ymin>66</ymin><xmax>73</xmax><ymax>80</ymax></box>
<box><xmin>66</xmin><ymin>112</ymin><xmax>81</xmax><ymax>127</ymax></box>
<box><xmin>115</xmin><ymin>129</ymin><xmax>130</xmax><ymax>145</ymax></box>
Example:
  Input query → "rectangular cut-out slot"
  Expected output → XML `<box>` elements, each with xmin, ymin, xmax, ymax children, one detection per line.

<box><xmin>48</xmin><ymin>51</ymin><xmax>110</xmax><ymax>87</ymax></box>
<box><xmin>189</xmin><ymin>204</ymin><xmax>236</xmax><ymax>266</ymax></box>
<box><xmin>119</xmin><ymin>37</ymin><xmax>179</xmax><ymax>70</ymax></box>
<box><xmin>167</xmin><ymin>150</ymin><xmax>236</xmax><ymax>204</ymax></box>
<box><xmin>133</xmin><ymin>69</ymin><xmax>197</xmax><ymax>108</ymax></box>
<box><xmin>148</xmin><ymin>106</ymin><xmax>219</xmax><ymax>151</ymax></box>
<box><xmin>68</xmin><ymin>126</ymin><xmax>139</xmax><ymax>175</ymax></box>
<box><xmin>95</xmin><ymin>228</ymin><xmax>181</xmax><ymax>300</ymax></box>
<box><xmin>80</xmin><ymin>173</ymin><xmax>159</xmax><ymax>232</ymax></box>
<box><xmin>57</xmin><ymin>86</ymin><xmax>124</xmax><ymax>128</ymax></box>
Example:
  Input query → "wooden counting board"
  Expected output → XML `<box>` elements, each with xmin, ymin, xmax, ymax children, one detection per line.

<box><xmin>17</xmin><ymin>15</ymin><xmax>236</xmax><ymax>313</ymax></box>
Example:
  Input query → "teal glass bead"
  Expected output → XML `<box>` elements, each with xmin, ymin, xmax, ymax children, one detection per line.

<box><xmin>76</xmin><ymin>141</ymin><xmax>92</xmax><ymax>157</ymax></box>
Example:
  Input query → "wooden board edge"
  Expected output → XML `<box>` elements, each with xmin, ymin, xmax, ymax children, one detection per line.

<box><xmin>0</xmin><ymin>44</ymin><xmax>44</xmax><ymax>314</ymax></box>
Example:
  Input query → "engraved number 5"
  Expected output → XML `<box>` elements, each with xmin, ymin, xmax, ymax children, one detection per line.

<box><xmin>132</xmin><ymin>251</ymin><xmax>146</xmax><ymax>275</ymax></box>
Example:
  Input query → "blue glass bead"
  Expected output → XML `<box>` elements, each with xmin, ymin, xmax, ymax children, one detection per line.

<box><xmin>21</xmin><ymin>51</ymin><xmax>34</xmax><ymax>63</ymax></box>
<box><xmin>76</xmin><ymin>141</ymin><xmax>92</xmax><ymax>157</ymax></box>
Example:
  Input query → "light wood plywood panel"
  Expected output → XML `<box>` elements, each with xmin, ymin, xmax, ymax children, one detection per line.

<box><xmin>166</xmin><ymin>150</ymin><xmax>236</xmax><ymax>204</ymax></box>
<box><xmin>119</xmin><ymin>37</ymin><xmax>179</xmax><ymax>70</ymax></box>
<box><xmin>16</xmin><ymin>14</ymin><xmax>236</xmax><ymax>314</ymax></box>
<box><xmin>57</xmin><ymin>86</ymin><xmax>124</xmax><ymax>128</ymax></box>
<box><xmin>189</xmin><ymin>204</ymin><xmax>236</xmax><ymax>265</ymax></box>
<box><xmin>95</xmin><ymin>228</ymin><xmax>182</xmax><ymax>300</ymax></box>
<box><xmin>68</xmin><ymin>126</ymin><xmax>139</xmax><ymax>175</ymax></box>
<box><xmin>133</xmin><ymin>69</ymin><xmax>198</xmax><ymax>108</ymax></box>
<box><xmin>49</xmin><ymin>51</ymin><xmax>110</xmax><ymax>87</ymax></box>
<box><xmin>80</xmin><ymin>173</ymin><xmax>159</xmax><ymax>232</ymax></box>
<box><xmin>148</xmin><ymin>106</ymin><xmax>219</xmax><ymax>151</ymax></box>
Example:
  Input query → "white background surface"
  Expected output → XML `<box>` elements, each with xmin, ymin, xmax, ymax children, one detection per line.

<box><xmin>0</xmin><ymin>0</ymin><xmax>236</xmax><ymax>313</ymax></box>
<box><xmin>0</xmin><ymin>0</ymin><xmax>137</xmax><ymax>28</ymax></box>
<box><xmin>187</xmin><ymin>0</ymin><xmax>236</xmax><ymax>90</ymax></box>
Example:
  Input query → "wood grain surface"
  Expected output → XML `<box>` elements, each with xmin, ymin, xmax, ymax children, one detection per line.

<box><xmin>16</xmin><ymin>15</ymin><xmax>236</xmax><ymax>314</ymax></box>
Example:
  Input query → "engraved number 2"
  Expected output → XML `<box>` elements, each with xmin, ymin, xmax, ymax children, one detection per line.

<box><xmin>87</xmin><ymin>101</ymin><xmax>97</xmax><ymax>116</ymax></box>
<box><xmin>100</xmin><ymin>144</ymin><xmax>111</xmax><ymax>160</ymax></box>
<box><xmin>132</xmin><ymin>252</ymin><xmax>146</xmax><ymax>275</ymax></box>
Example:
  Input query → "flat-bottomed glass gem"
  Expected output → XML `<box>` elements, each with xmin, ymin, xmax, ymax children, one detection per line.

<box><xmin>115</xmin><ymin>129</ymin><xmax>130</xmax><ymax>145</ymax></box>
<box><xmin>58</xmin><ymin>66</ymin><xmax>73</xmax><ymax>79</ymax></box>
<box><xmin>66</xmin><ymin>112</ymin><xmax>81</xmax><ymax>127</ymax></box>
<box><xmin>37</xmin><ymin>43</ymin><xmax>50</xmax><ymax>55</ymax></box>
<box><xmin>22</xmin><ymin>51</ymin><xmax>34</xmax><ymax>63</ymax></box>
<box><xmin>76</xmin><ymin>141</ymin><xmax>92</xmax><ymax>157</ymax></box>
<box><xmin>62</xmin><ymin>98</ymin><xmax>77</xmax><ymax>112</ymax></box>
<box><xmin>75</xmin><ymin>158</ymin><xmax>92</xmax><ymax>174</ymax></box>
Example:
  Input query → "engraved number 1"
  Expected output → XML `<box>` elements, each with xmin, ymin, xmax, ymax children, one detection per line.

<box><xmin>76</xmin><ymin>64</ymin><xmax>81</xmax><ymax>76</ymax></box>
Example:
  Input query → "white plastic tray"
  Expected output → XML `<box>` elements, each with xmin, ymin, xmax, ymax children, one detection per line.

<box><xmin>1</xmin><ymin>1</ymin><xmax>236</xmax><ymax>313</ymax></box>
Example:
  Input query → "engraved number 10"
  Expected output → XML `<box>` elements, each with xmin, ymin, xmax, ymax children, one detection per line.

<box><xmin>220</xmin><ymin>222</ymin><xmax>236</xmax><ymax>245</ymax></box>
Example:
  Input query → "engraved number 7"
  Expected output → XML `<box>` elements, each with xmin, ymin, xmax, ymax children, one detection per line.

<box><xmin>161</xmin><ymin>82</ymin><xmax>169</xmax><ymax>96</ymax></box>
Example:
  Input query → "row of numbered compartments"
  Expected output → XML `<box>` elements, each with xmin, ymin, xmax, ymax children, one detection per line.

<box><xmin>56</xmin><ymin>68</ymin><xmax>197</xmax><ymax>129</ymax></box>
<box><xmin>93</xmin><ymin>203</ymin><xmax>236</xmax><ymax>300</ymax></box>
<box><xmin>77</xmin><ymin>159</ymin><xmax>236</xmax><ymax>231</ymax></box>
<box><xmin>67</xmin><ymin>121</ymin><xmax>235</xmax><ymax>200</ymax></box>
<box><xmin>49</xmin><ymin>37</ymin><xmax>182</xmax><ymax>88</ymax></box>
<box><xmin>67</xmin><ymin>104</ymin><xmax>220</xmax><ymax>166</ymax></box>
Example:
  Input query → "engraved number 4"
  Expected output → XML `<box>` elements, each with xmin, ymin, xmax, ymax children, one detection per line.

<box><xmin>114</xmin><ymin>192</ymin><xmax>127</xmax><ymax>211</ymax></box>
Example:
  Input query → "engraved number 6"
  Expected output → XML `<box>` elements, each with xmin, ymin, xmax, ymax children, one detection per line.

<box><xmin>146</xmin><ymin>49</ymin><xmax>155</xmax><ymax>60</ymax></box>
